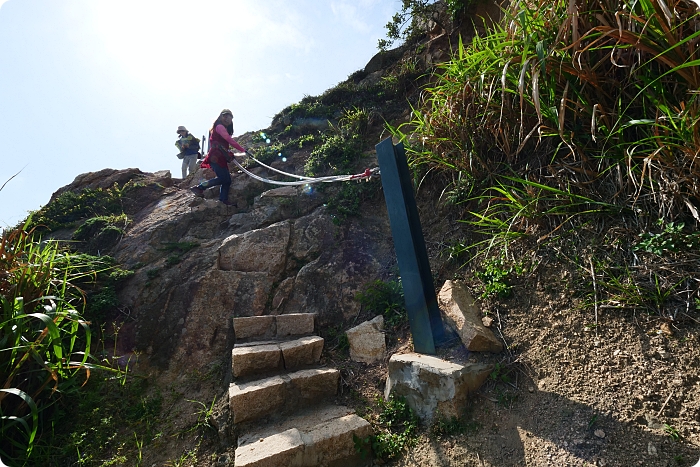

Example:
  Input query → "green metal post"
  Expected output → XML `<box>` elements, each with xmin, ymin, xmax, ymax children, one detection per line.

<box><xmin>376</xmin><ymin>137</ymin><xmax>446</xmax><ymax>354</ymax></box>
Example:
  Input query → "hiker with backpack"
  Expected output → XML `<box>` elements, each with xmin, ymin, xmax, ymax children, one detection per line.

<box><xmin>175</xmin><ymin>125</ymin><xmax>201</xmax><ymax>178</ymax></box>
<box><xmin>190</xmin><ymin>109</ymin><xmax>250</xmax><ymax>206</ymax></box>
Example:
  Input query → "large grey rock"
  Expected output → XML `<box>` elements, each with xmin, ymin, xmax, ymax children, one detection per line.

<box><xmin>346</xmin><ymin>315</ymin><xmax>386</xmax><ymax>364</ymax></box>
<box><xmin>438</xmin><ymin>280</ymin><xmax>503</xmax><ymax>352</ymax></box>
<box><xmin>218</xmin><ymin>221</ymin><xmax>291</xmax><ymax>277</ymax></box>
<box><xmin>283</xmin><ymin>226</ymin><xmax>385</xmax><ymax>323</ymax></box>
<box><xmin>384</xmin><ymin>353</ymin><xmax>492</xmax><ymax>423</ymax></box>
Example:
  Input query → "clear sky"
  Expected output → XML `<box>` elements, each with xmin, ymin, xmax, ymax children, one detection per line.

<box><xmin>0</xmin><ymin>0</ymin><xmax>399</xmax><ymax>228</ymax></box>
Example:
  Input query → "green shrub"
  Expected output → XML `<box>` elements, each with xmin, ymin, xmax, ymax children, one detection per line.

<box><xmin>0</xmin><ymin>226</ymin><xmax>107</xmax><ymax>464</ymax></box>
<box><xmin>430</xmin><ymin>411</ymin><xmax>481</xmax><ymax>438</ymax></box>
<box><xmin>305</xmin><ymin>133</ymin><xmax>362</xmax><ymax>176</ymax></box>
<box><xmin>356</xmin><ymin>395</ymin><xmax>419</xmax><ymax>460</ymax></box>
<box><xmin>635</xmin><ymin>221</ymin><xmax>700</xmax><ymax>255</ymax></box>
<box><xmin>26</xmin><ymin>186</ymin><xmax>124</xmax><ymax>232</ymax></box>
<box><xmin>475</xmin><ymin>258</ymin><xmax>512</xmax><ymax>298</ymax></box>
<box><xmin>356</xmin><ymin>279</ymin><xmax>407</xmax><ymax>328</ymax></box>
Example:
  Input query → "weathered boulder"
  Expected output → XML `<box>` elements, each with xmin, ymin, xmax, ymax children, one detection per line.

<box><xmin>346</xmin><ymin>315</ymin><xmax>386</xmax><ymax>364</ymax></box>
<box><xmin>218</xmin><ymin>221</ymin><xmax>291</xmax><ymax>277</ymax></box>
<box><xmin>228</xmin><ymin>186</ymin><xmax>324</xmax><ymax>234</ymax></box>
<box><xmin>50</xmin><ymin>168</ymin><xmax>149</xmax><ymax>201</ymax></box>
<box><xmin>384</xmin><ymin>353</ymin><xmax>492</xmax><ymax>423</ymax></box>
<box><xmin>438</xmin><ymin>280</ymin><xmax>503</xmax><ymax>352</ymax></box>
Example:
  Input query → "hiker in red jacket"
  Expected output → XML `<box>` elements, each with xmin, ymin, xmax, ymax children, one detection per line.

<box><xmin>190</xmin><ymin>109</ymin><xmax>250</xmax><ymax>205</ymax></box>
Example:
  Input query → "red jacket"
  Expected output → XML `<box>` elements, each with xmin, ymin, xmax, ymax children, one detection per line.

<box><xmin>201</xmin><ymin>125</ymin><xmax>245</xmax><ymax>169</ymax></box>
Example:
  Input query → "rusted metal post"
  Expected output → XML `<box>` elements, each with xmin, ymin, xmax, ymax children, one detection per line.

<box><xmin>376</xmin><ymin>137</ymin><xmax>446</xmax><ymax>354</ymax></box>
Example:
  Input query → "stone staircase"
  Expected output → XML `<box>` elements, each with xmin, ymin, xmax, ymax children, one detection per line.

<box><xmin>229</xmin><ymin>313</ymin><xmax>372</xmax><ymax>467</ymax></box>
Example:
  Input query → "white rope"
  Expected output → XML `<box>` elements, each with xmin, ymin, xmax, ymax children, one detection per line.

<box><xmin>228</xmin><ymin>151</ymin><xmax>379</xmax><ymax>186</ymax></box>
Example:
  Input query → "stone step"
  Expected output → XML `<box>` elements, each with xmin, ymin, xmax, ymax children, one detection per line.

<box><xmin>235</xmin><ymin>406</ymin><xmax>372</xmax><ymax>467</ymax></box>
<box><xmin>229</xmin><ymin>368</ymin><xmax>339</xmax><ymax>424</ymax></box>
<box><xmin>233</xmin><ymin>313</ymin><xmax>316</xmax><ymax>342</ymax></box>
<box><xmin>232</xmin><ymin>335</ymin><xmax>324</xmax><ymax>379</ymax></box>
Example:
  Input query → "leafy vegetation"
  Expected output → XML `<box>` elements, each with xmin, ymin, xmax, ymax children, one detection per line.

<box><xmin>355</xmin><ymin>395</ymin><xmax>420</xmax><ymax>460</ymax></box>
<box><xmin>0</xmin><ymin>225</ymin><xmax>108</xmax><ymax>464</ymax></box>
<box><xmin>356</xmin><ymin>278</ymin><xmax>407</xmax><ymax>328</ymax></box>
<box><xmin>389</xmin><ymin>0</ymin><xmax>700</xmax><ymax>318</ymax></box>
<box><xmin>430</xmin><ymin>409</ymin><xmax>481</xmax><ymax>438</ymax></box>
<box><xmin>379</xmin><ymin>0</ymin><xmax>472</xmax><ymax>50</ymax></box>
<box><xmin>25</xmin><ymin>185</ymin><xmax>124</xmax><ymax>232</ymax></box>
<box><xmin>36</xmin><ymin>373</ymin><xmax>164</xmax><ymax>466</ymax></box>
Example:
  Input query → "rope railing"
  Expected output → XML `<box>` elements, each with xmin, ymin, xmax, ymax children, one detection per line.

<box><xmin>226</xmin><ymin>151</ymin><xmax>379</xmax><ymax>186</ymax></box>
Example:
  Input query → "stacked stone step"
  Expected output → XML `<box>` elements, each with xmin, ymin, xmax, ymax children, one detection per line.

<box><xmin>229</xmin><ymin>313</ymin><xmax>372</xmax><ymax>467</ymax></box>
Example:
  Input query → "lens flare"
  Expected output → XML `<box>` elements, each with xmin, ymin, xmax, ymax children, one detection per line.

<box><xmin>302</xmin><ymin>184</ymin><xmax>314</xmax><ymax>195</ymax></box>
<box><xmin>266</xmin><ymin>138</ymin><xmax>271</xmax><ymax>144</ymax></box>
<box><xmin>282</xmin><ymin>157</ymin><xmax>287</xmax><ymax>162</ymax></box>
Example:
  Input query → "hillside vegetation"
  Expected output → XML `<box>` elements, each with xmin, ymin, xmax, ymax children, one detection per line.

<box><xmin>2</xmin><ymin>0</ymin><xmax>700</xmax><ymax>465</ymax></box>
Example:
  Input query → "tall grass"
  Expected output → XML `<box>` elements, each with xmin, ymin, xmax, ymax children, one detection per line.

<box><xmin>0</xmin><ymin>224</ymin><xmax>104</xmax><ymax>464</ymax></box>
<box><xmin>389</xmin><ymin>0</ymin><xmax>700</xmax><ymax>315</ymax></box>
<box><xmin>394</xmin><ymin>0</ymin><xmax>700</xmax><ymax>221</ymax></box>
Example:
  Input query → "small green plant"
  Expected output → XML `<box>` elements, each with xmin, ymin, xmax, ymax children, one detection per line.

<box><xmin>363</xmin><ymin>395</ymin><xmax>420</xmax><ymax>461</ymax></box>
<box><xmin>587</xmin><ymin>414</ymin><xmax>599</xmax><ymax>429</ymax></box>
<box><xmin>635</xmin><ymin>221</ymin><xmax>700</xmax><ymax>255</ymax></box>
<box><xmin>304</xmin><ymin>133</ymin><xmax>361</xmax><ymax>176</ymax></box>
<box><xmin>489</xmin><ymin>363</ymin><xmax>512</xmax><ymax>384</ymax></box>
<box><xmin>180</xmin><ymin>397</ymin><xmax>217</xmax><ymax>435</ymax></box>
<box><xmin>146</xmin><ymin>269</ymin><xmax>161</xmax><ymax>280</ymax></box>
<box><xmin>324</xmin><ymin>181</ymin><xmax>377</xmax><ymax>223</ymax></box>
<box><xmin>475</xmin><ymin>258</ymin><xmax>512</xmax><ymax>298</ymax></box>
<box><xmin>494</xmin><ymin>387</ymin><xmax>518</xmax><ymax>408</ymax></box>
<box><xmin>356</xmin><ymin>279</ymin><xmax>407</xmax><ymax>328</ymax></box>
<box><xmin>166</xmin><ymin>255</ymin><xmax>181</xmax><ymax>267</ymax></box>
<box><xmin>134</xmin><ymin>433</ymin><xmax>143</xmax><ymax>467</ymax></box>
<box><xmin>326</xmin><ymin>326</ymin><xmax>350</xmax><ymax>353</ymax></box>
<box><xmin>430</xmin><ymin>411</ymin><xmax>480</xmax><ymax>438</ymax></box>
<box><xmin>664</xmin><ymin>423</ymin><xmax>681</xmax><ymax>442</ymax></box>
<box><xmin>159</xmin><ymin>241</ymin><xmax>199</xmax><ymax>254</ymax></box>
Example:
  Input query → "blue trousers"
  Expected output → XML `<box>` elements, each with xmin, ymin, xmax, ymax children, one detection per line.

<box><xmin>200</xmin><ymin>161</ymin><xmax>231</xmax><ymax>201</ymax></box>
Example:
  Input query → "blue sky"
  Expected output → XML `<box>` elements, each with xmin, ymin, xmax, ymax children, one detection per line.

<box><xmin>0</xmin><ymin>0</ymin><xmax>399</xmax><ymax>228</ymax></box>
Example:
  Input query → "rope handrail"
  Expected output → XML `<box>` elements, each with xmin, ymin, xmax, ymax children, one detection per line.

<box><xmin>227</xmin><ymin>151</ymin><xmax>379</xmax><ymax>186</ymax></box>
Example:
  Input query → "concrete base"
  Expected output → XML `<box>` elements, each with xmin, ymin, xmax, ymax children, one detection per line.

<box><xmin>384</xmin><ymin>353</ymin><xmax>492</xmax><ymax>423</ymax></box>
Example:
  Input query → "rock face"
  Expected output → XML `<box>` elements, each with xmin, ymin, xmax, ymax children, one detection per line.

<box><xmin>346</xmin><ymin>315</ymin><xmax>386</xmax><ymax>363</ymax></box>
<box><xmin>438</xmin><ymin>280</ymin><xmax>504</xmax><ymax>353</ymax></box>
<box><xmin>384</xmin><ymin>353</ymin><xmax>493</xmax><ymax>423</ymax></box>
<box><xmin>83</xmin><ymin>166</ymin><xmax>395</xmax><ymax>372</ymax></box>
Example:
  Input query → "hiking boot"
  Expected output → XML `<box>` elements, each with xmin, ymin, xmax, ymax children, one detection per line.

<box><xmin>219</xmin><ymin>199</ymin><xmax>236</xmax><ymax>207</ymax></box>
<box><xmin>190</xmin><ymin>186</ymin><xmax>204</xmax><ymax>197</ymax></box>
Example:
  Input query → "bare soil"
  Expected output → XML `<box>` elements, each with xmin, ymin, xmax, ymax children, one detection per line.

<box><xmin>311</xmin><ymin>170</ymin><xmax>700</xmax><ymax>467</ymax></box>
<box><xmin>331</xmin><ymin>259</ymin><xmax>700</xmax><ymax>467</ymax></box>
